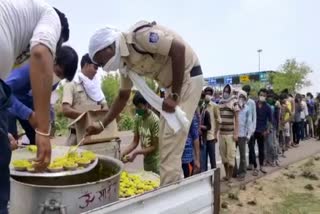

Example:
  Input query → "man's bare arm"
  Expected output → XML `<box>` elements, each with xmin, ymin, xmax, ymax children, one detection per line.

<box><xmin>62</xmin><ymin>103</ymin><xmax>82</xmax><ymax>119</ymax></box>
<box><xmin>121</xmin><ymin>134</ymin><xmax>139</xmax><ymax>157</ymax></box>
<box><xmin>168</xmin><ymin>39</ymin><xmax>185</xmax><ymax>96</ymax></box>
<box><xmin>30</xmin><ymin>44</ymin><xmax>53</xmax><ymax>133</ymax></box>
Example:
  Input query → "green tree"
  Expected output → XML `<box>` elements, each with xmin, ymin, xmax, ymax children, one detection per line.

<box><xmin>270</xmin><ymin>59</ymin><xmax>312</xmax><ymax>93</ymax></box>
<box><xmin>248</xmin><ymin>81</ymin><xmax>267</xmax><ymax>98</ymax></box>
<box><xmin>101</xmin><ymin>74</ymin><xmax>120</xmax><ymax>105</ymax></box>
<box><xmin>53</xmin><ymin>85</ymin><xmax>69</xmax><ymax>136</ymax></box>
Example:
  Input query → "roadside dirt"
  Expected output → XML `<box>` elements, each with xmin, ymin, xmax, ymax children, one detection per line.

<box><xmin>221</xmin><ymin>154</ymin><xmax>320</xmax><ymax>214</ymax></box>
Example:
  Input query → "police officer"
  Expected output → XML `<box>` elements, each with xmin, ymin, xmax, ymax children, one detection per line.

<box><xmin>86</xmin><ymin>21</ymin><xmax>203</xmax><ymax>186</ymax></box>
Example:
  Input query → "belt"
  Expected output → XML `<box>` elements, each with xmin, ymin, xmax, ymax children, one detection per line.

<box><xmin>70</xmin><ymin>128</ymin><xmax>76</xmax><ymax>134</ymax></box>
<box><xmin>190</xmin><ymin>66</ymin><xmax>203</xmax><ymax>77</ymax></box>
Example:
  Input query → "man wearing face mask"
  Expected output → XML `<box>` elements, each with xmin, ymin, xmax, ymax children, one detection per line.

<box><xmin>251</xmin><ymin>88</ymin><xmax>272</xmax><ymax>176</ymax></box>
<box><xmin>306</xmin><ymin>92</ymin><xmax>315</xmax><ymax>138</ymax></box>
<box><xmin>202</xmin><ymin>87</ymin><xmax>220</xmax><ymax>170</ymax></box>
<box><xmin>6</xmin><ymin>46</ymin><xmax>78</xmax><ymax>145</ymax></box>
<box><xmin>62</xmin><ymin>53</ymin><xmax>107</xmax><ymax>145</ymax></box>
<box><xmin>242</xmin><ymin>85</ymin><xmax>257</xmax><ymax>171</ymax></box>
<box><xmin>218</xmin><ymin>84</ymin><xmax>239</xmax><ymax>182</ymax></box>
<box><xmin>265</xmin><ymin>91</ymin><xmax>279</xmax><ymax>167</ymax></box>
<box><xmin>235</xmin><ymin>90</ymin><xmax>252</xmax><ymax>180</ymax></box>
<box><xmin>121</xmin><ymin>92</ymin><xmax>160</xmax><ymax>174</ymax></box>
<box><xmin>85</xmin><ymin>21</ymin><xmax>203</xmax><ymax>185</ymax></box>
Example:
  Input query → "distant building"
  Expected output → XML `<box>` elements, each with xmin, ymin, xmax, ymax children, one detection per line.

<box><xmin>204</xmin><ymin>70</ymin><xmax>275</xmax><ymax>90</ymax></box>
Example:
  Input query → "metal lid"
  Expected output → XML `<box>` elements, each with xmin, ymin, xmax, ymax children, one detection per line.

<box><xmin>10</xmin><ymin>146</ymin><xmax>98</xmax><ymax>178</ymax></box>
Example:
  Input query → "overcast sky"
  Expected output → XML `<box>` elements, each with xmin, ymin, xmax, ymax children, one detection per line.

<box><xmin>48</xmin><ymin>0</ymin><xmax>320</xmax><ymax>93</ymax></box>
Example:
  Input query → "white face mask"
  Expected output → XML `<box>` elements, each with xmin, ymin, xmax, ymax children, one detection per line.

<box><xmin>102</xmin><ymin>41</ymin><xmax>122</xmax><ymax>72</ymax></box>
<box><xmin>239</xmin><ymin>98</ymin><xmax>246</xmax><ymax>107</ymax></box>
<box><xmin>259</xmin><ymin>96</ymin><xmax>266</xmax><ymax>102</ymax></box>
<box><xmin>205</xmin><ymin>95</ymin><xmax>212</xmax><ymax>102</ymax></box>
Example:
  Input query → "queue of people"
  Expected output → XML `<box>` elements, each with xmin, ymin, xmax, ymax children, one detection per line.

<box><xmin>178</xmin><ymin>84</ymin><xmax>320</xmax><ymax>184</ymax></box>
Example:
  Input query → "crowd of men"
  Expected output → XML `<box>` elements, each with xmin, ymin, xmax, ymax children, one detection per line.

<box><xmin>179</xmin><ymin>85</ymin><xmax>320</xmax><ymax>182</ymax></box>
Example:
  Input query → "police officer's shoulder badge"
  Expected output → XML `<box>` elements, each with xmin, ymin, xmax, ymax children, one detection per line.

<box><xmin>149</xmin><ymin>32</ymin><xmax>159</xmax><ymax>43</ymax></box>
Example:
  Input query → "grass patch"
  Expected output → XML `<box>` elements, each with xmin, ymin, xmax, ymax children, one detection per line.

<box><xmin>271</xmin><ymin>192</ymin><xmax>320</xmax><ymax>214</ymax></box>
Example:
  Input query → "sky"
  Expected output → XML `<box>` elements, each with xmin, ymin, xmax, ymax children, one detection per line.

<box><xmin>48</xmin><ymin>0</ymin><xmax>320</xmax><ymax>93</ymax></box>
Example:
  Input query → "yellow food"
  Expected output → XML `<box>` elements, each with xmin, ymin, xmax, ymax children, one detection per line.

<box><xmin>27</xmin><ymin>167</ymin><xmax>35</xmax><ymax>172</ymax></box>
<box><xmin>63</xmin><ymin>161</ymin><xmax>78</xmax><ymax>168</ymax></box>
<box><xmin>12</xmin><ymin>159</ymin><xmax>32</xmax><ymax>168</ymax></box>
<box><xmin>81</xmin><ymin>151</ymin><xmax>96</xmax><ymax>161</ymax></box>
<box><xmin>119</xmin><ymin>171</ymin><xmax>160</xmax><ymax>198</ymax></box>
<box><xmin>48</xmin><ymin>161</ymin><xmax>63</xmax><ymax>169</ymax></box>
<box><xmin>26</xmin><ymin>145</ymin><xmax>37</xmax><ymax>153</ymax></box>
<box><xmin>76</xmin><ymin>157</ymin><xmax>91</xmax><ymax>165</ymax></box>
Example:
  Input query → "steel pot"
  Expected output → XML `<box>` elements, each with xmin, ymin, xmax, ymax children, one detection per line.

<box><xmin>10</xmin><ymin>156</ymin><xmax>123</xmax><ymax>214</ymax></box>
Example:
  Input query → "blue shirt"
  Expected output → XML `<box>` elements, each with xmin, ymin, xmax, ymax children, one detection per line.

<box><xmin>238</xmin><ymin>105</ymin><xmax>251</xmax><ymax>138</ymax></box>
<box><xmin>255</xmin><ymin>101</ymin><xmax>272</xmax><ymax>133</ymax></box>
<box><xmin>307</xmin><ymin>99</ymin><xmax>315</xmax><ymax>116</ymax></box>
<box><xmin>5</xmin><ymin>64</ymin><xmax>57</xmax><ymax>120</ymax></box>
<box><xmin>182</xmin><ymin>115</ymin><xmax>199</xmax><ymax>164</ymax></box>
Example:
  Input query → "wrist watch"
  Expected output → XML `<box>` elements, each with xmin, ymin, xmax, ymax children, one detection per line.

<box><xmin>170</xmin><ymin>93</ymin><xmax>180</xmax><ymax>101</ymax></box>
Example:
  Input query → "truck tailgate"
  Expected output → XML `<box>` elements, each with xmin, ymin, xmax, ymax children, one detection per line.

<box><xmin>85</xmin><ymin>169</ymin><xmax>220</xmax><ymax>214</ymax></box>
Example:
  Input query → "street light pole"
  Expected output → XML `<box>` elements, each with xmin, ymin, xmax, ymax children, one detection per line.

<box><xmin>257</xmin><ymin>49</ymin><xmax>263</xmax><ymax>72</ymax></box>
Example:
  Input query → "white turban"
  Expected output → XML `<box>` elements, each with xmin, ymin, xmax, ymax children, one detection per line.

<box><xmin>88</xmin><ymin>27</ymin><xmax>121</xmax><ymax>62</ymax></box>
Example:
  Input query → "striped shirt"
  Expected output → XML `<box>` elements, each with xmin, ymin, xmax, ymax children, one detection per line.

<box><xmin>219</xmin><ymin>98</ymin><xmax>239</xmax><ymax>135</ymax></box>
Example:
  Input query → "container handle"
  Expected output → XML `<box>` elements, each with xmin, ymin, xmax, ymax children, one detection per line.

<box><xmin>39</xmin><ymin>199</ymin><xmax>66</xmax><ymax>214</ymax></box>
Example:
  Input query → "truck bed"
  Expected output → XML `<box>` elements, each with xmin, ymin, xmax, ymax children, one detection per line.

<box><xmin>85</xmin><ymin>169</ymin><xmax>220</xmax><ymax>214</ymax></box>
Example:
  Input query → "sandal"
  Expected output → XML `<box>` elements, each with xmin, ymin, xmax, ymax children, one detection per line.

<box><xmin>260</xmin><ymin>168</ymin><xmax>267</xmax><ymax>174</ymax></box>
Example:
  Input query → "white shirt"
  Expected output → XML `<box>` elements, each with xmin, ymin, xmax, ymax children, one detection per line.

<box><xmin>300</xmin><ymin>100</ymin><xmax>308</xmax><ymax>119</ymax></box>
<box><xmin>0</xmin><ymin>0</ymin><xmax>61</xmax><ymax>78</ymax></box>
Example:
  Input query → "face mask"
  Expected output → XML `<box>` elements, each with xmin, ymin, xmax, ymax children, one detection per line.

<box><xmin>239</xmin><ymin>98</ymin><xmax>246</xmax><ymax>106</ymax></box>
<box><xmin>223</xmin><ymin>92</ymin><xmax>230</xmax><ymax>99</ymax></box>
<box><xmin>259</xmin><ymin>96</ymin><xmax>266</xmax><ymax>102</ymax></box>
<box><xmin>205</xmin><ymin>95</ymin><xmax>212</xmax><ymax>103</ymax></box>
<box><xmin>136</xmin><ymin>109</ymin><xmax>145</xmax><ymax>116</ymax></box>
<box><xmin>267</xmin><ymin>99</ymin><xmax>274</xmax><ymax>105</ymax></box>
<box><xmin>102</xmin><ymin>41</ymin><xmax>122</xmax><ymax>72</ymax></box>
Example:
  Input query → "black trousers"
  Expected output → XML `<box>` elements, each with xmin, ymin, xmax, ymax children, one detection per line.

<box><xmin>248</xmin><ymin>132</ymin><xmax>265</xmax><ymax>168</ymax></box>
<box><xmin>0</xmin><ymin>80</ymin><xmax>12</xmax><ymax>214</ymax></box>
<box><xmin>292</xmin><ymin>122</ymin><xmax>303</xmax><ymax>144</ymax></box>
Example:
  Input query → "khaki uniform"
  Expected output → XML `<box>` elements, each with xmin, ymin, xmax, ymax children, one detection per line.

<box><xmin>205</xmin><ymin>101</ymin><xmax>221</xmax><ymax>141</ymax></box>
<box><xmin>119</xmin><ymin>21</ymin><xmax>203</xmax><ymax>185</ymax></box>
<box><xmin>62</xmin><ymin>81</ymin><xmax>107</xmax><ymax>145</ymax></box>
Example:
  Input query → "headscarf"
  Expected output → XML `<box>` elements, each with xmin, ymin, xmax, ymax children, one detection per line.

<box><xmin>88</xmin><ymin>27</ymin><xmax>121</xmax><ymax>64</ymax></box>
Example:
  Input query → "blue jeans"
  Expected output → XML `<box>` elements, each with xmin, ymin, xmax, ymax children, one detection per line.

<box><xmin>8</xmin><ymin>112</ymin><xmax>36</xmax><ymax>145</ymax></box>
<box><xmin>0</xmin><ymin>80</ymin><xmax>12</xmax><ymax>214</ymax></box>
<box><xmin>292</xmin><ymin>122</ymin><xmax>303</xmax><ymax>144</ymax></box>
<box><xmin>200</xmin><ymin>140</ymin><xmax>216</xmax><ymax>172</ymax></box>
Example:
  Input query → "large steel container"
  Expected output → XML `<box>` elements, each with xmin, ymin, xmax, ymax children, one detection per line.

<box><xmin>80</xmin><ymin>139</ymin><xmax>121</xmax><ymax>160</ymax></box>
<box><xmin>10</xmin><ymin>156</ymin><xmax>123</xmax><ymax>214</ymax></box>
